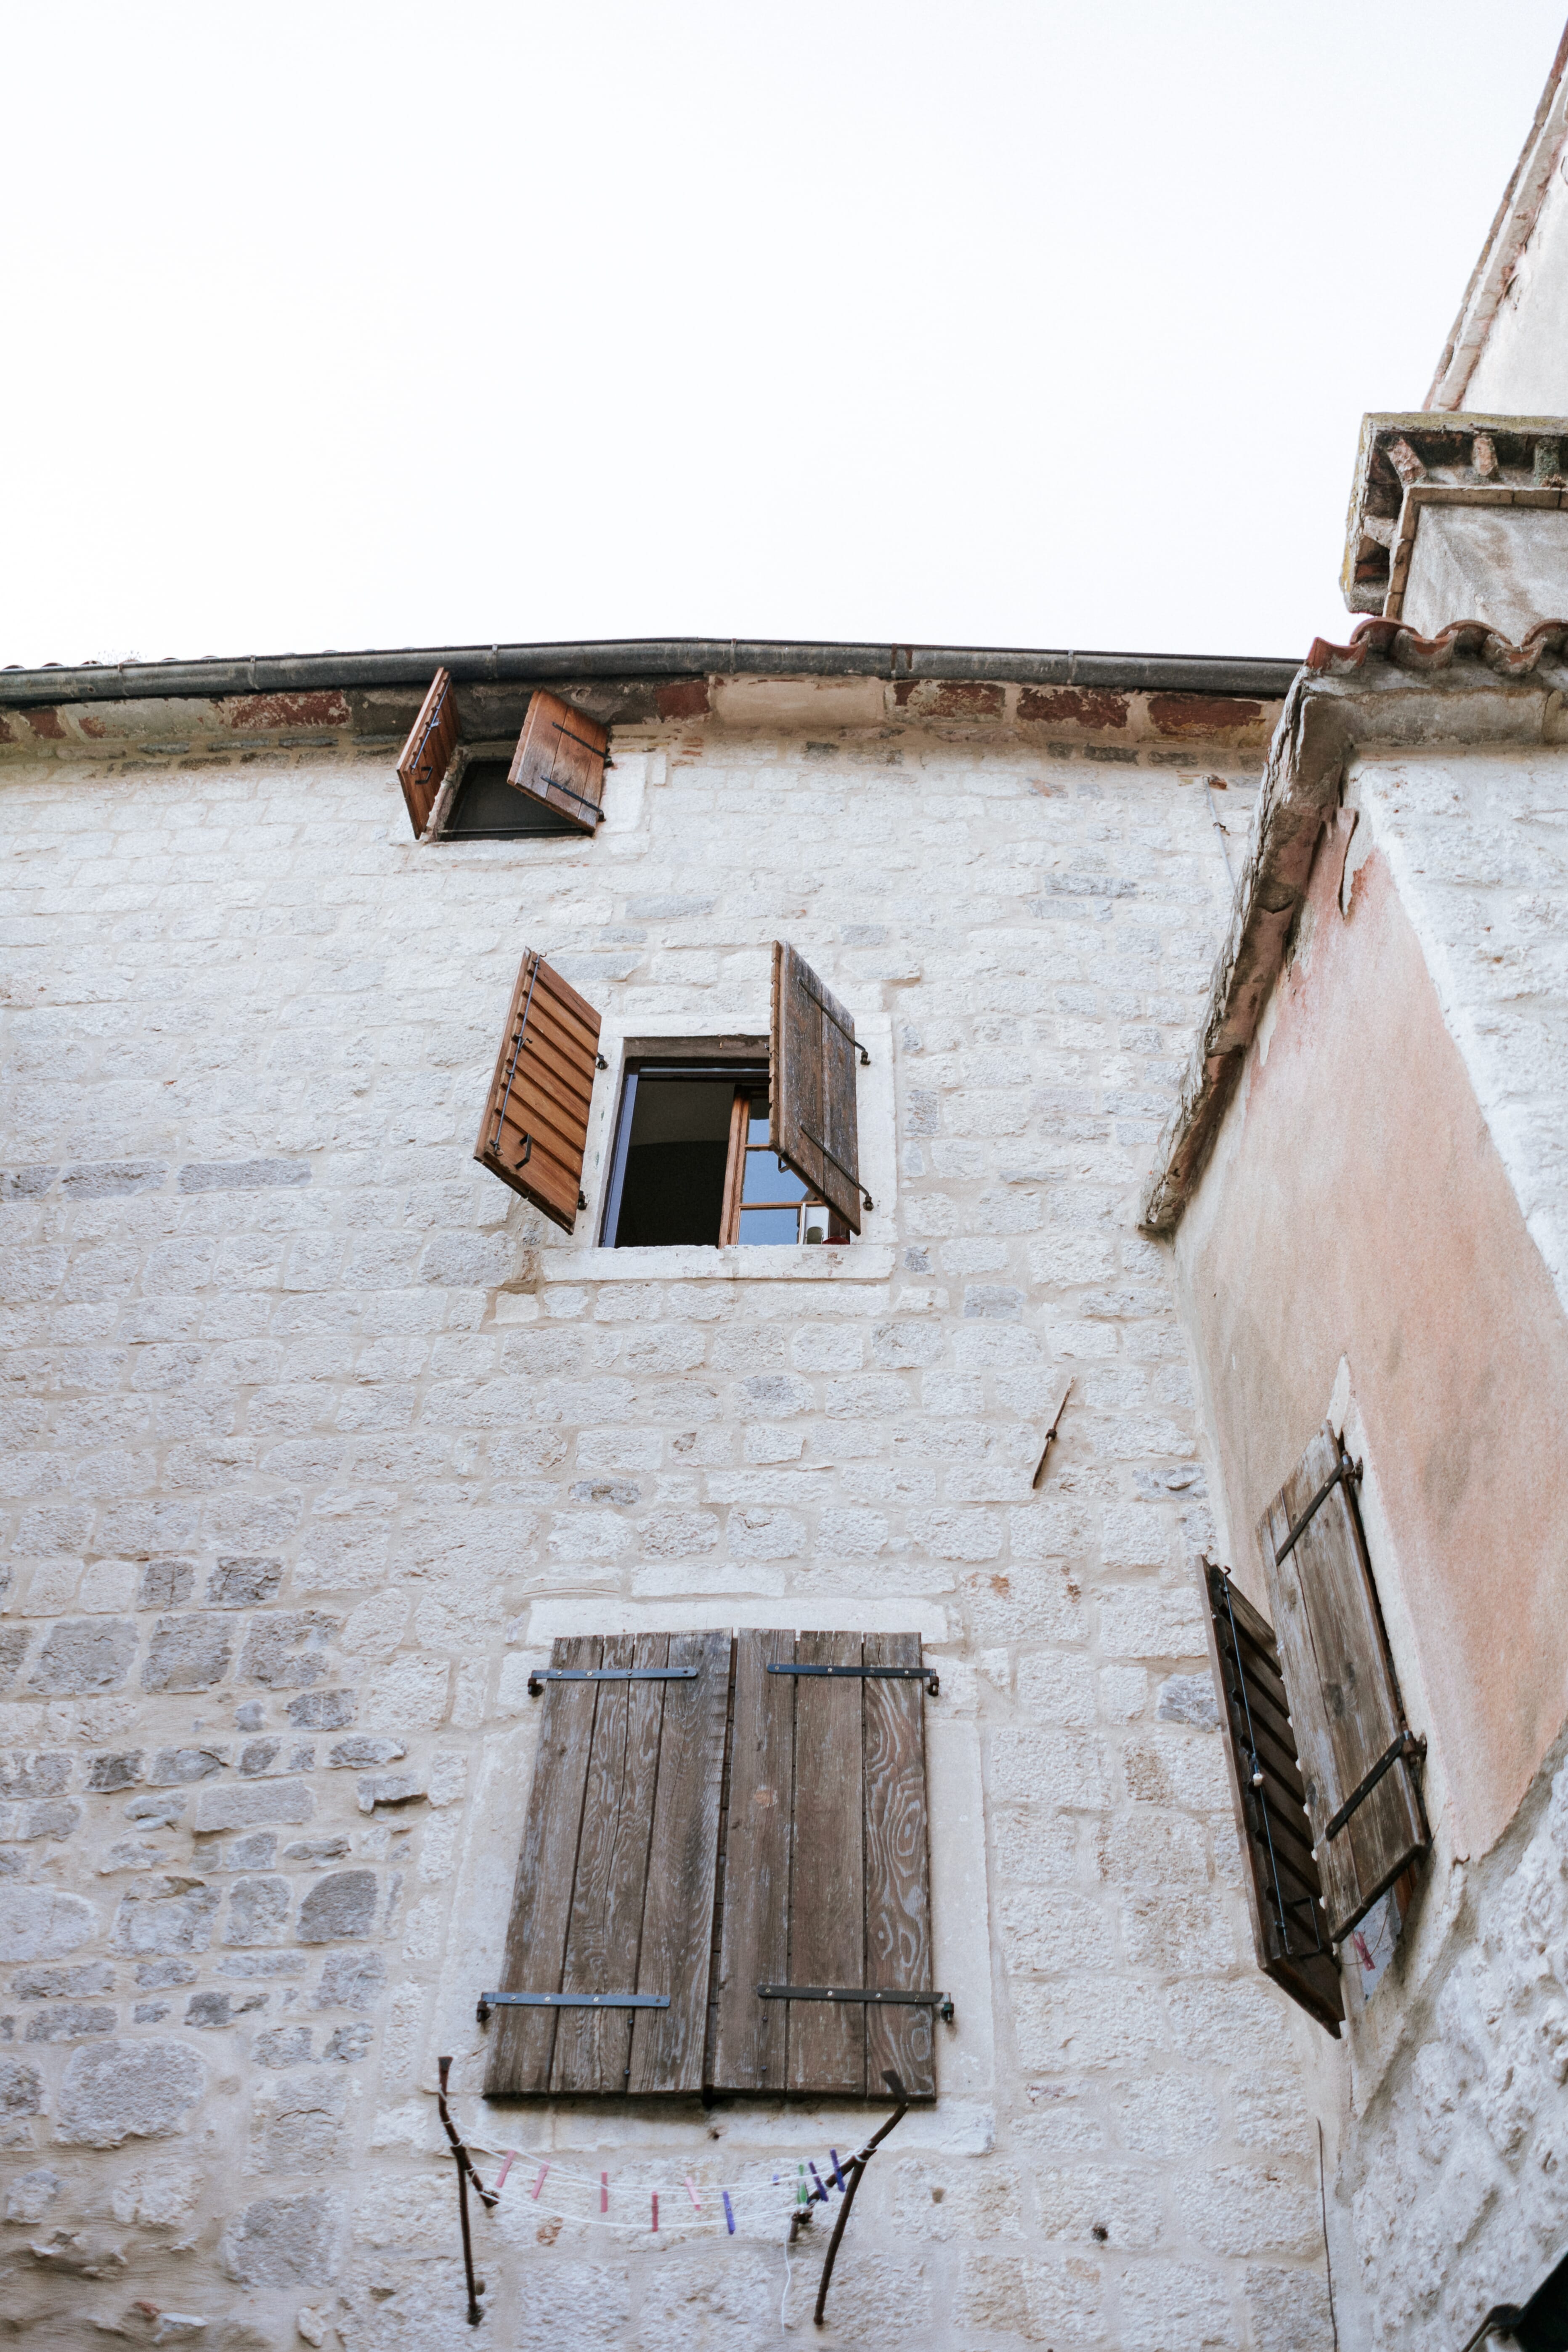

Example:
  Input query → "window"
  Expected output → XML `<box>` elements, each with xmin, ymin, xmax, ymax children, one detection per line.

<box><xmin>474</xmin><ymin>940</ymin><xmax>868</xmax><ymax>1243</ymax></box>
<box><xmin>481</xmin><ymin>1629</ymin><xmax>938</xmax><ymax>2101</ymax></box>
<box><xmin>396</xmin><ymin>672</ymin><xmax>610</xmax><ymax>841</ymax></box>
<box><xmin>1201</xmin><ymin>1419</ymin><xmax>1430</xmax><ymax>2036</ymax></box>
<box><xmin>600</xmin><ymin>1063</ymin><xmax>847</xmax><ymax>1248</ymax></box>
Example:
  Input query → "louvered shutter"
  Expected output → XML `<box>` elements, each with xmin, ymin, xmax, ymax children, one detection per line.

<box><xmin>474</xmin><ymin>950</ymin><xmax>601</xmax><ymax>1233</ymax></box>
<box><xmin>395</xmin><ymin>667</ymin><xmax>460</xmax><ymax>838</ymax></box>
<box><xmin>711</xmin><ymin>1629</ymin><xmax>936</xmax><ymax>2100</ymax></box>
<box><xmin>506</xmin><ymin>689</ymin><xmax>610</xmax><ymax>834</ymax></box>
<box><xmin>1258</xmin><ymin>1424</ymin><xmax>1429</xmax><ymax>1944</ymax></box>
<box><xmin>770</xmin><ymin>942</ymin><xmax>864</xmax><ymax>1235</ymax></box>
<box><xmin>485</xmin><ymin>1632</ymin><xmax>729</xmax><ymax>2097</ymax></box>
<box><xmin>1199</xmin><ymin>1559</ymin><xmax>1342</xmax><ymax>2036</ymax></box>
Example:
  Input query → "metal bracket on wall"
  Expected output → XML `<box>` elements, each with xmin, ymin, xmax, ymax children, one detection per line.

<box><xmin>757</xmin><ymin>1984</ymin><xmax>955</xmax><ymax>2025</ymax></box>
<box><xmin>527</xmin><ymin>1666</ymin><xmax>699</xmax><ymax>1696</ymax></box>
<box><xmin>766</xmin><ymin>1663</ymin><xmax>939</xmax><ymax>1696</ymax></box>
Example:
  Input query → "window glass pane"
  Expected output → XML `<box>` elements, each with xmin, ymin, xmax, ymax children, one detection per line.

<box><xmin>738</xmin><ymin>1206</ymin><xmax>801</xmax><ymax>1245</ymax></box>
<box><xmin>613</xmin><ymin>1075</ymin><xmax>734</xmax><ymax>1246</ymax></box>
<box><xmin>747</xmin><ymin>1108</ymin><xmax>770</xmax><ymax>1146</ymax></box>
<box><xmin>742</xmin><ymin>1148</ymin><xmax>806</xmax><ymax>1206</ymax></box>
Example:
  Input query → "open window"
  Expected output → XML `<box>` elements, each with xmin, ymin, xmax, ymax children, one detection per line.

<box><xmin>473</xmin><ymin>940</ymin><xmax>868</xmax><ymax>1245</ymax></box>
<box><xmin>481</xmin><ymin>1629</ymin><xmax>939</xmax><ymax>2101</ymax></box>
<box><xmin>395</xmin><ymin>675</ymin><xmax>610</xmax><ymax>841</ymax></box>
<box><xmin>600</xmin><ymin>1061</ymin><xmax>849</xmax><ymax>1248</ymax></box>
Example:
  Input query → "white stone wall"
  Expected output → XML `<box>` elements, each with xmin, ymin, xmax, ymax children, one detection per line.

<box><xmin>0</xmin><ymin>719</ymin><xmax>1333</xmax><ymax>2348</ymax></box>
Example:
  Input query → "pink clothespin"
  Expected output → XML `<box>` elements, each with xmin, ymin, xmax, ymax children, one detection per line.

<box><xmin>531</xmin><ymin>2164</ymin><xmax>549</xmax><ymax>2200</ymax></box>
<box><xmin>600</xmin><ymin>2172</ymin><xmax>609</xmax><ymax>2214</ymax></box>
<box><xmin>495</xmin><ymin>2152</ymin><xmax>516</xmax><ymax>2192</ymax></box>
<box><xmin>685</xmin><ymin>2175</ymin><xmax>701</xmax><ymax>2213</ymax></box>
<box><xmin>651</xmin><ymin>2191</ymin><xmax>659</xmax><ymax>2233</ymax></box>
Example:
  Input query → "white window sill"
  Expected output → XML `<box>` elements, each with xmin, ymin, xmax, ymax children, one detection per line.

<box><xmin>536</xmin><ymin>1242</ymin><xmax>896</xmax><ymax>1285</ymax></box>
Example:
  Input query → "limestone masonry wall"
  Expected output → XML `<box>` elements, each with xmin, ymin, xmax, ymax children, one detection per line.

<box><xmin>0</xmin><ymin>717</ymin><xmax>1335</xmax><ymax>2349</ymax></box>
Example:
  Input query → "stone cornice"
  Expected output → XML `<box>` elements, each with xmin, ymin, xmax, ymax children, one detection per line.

<box><xmin>1340</xmin><ymin>413</ymin><xmax>1568</xmax><ymax>616</ymax></box>
<box><xmin>1141</xmin><ymin>623</ymin><xmax>1568</xmax><ymax>1234</ymax></box>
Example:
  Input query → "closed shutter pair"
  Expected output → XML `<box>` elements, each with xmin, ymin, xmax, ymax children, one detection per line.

<box><xmin>1202</xmin><ymin>1423</ymin><xmax>1430</xmax><ymax>2036</ymax></box>
<box><xmin>396</xmin><ymin>675</ymin><xmax>610</xmax><ymax>839</ymax></box>
<box><xmin>473</xmin><ymin>941</ymin><xmax>866</xmax><ymax>1238</ymax></box>
<box><xmin>483</xmin><ymin>1631</ymin><xmax>937</xmax><ymax>2102</ymax></box>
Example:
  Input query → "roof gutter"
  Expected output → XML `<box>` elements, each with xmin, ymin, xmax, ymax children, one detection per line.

<box><xmin>0</xmin><ymin>636</ymin><xmax>1300</xmax><ymax>711</ymax></box>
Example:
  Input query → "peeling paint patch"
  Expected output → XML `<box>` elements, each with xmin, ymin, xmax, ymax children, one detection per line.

<box><xmin>655</xmin><ymin>680</ymin><xmax>710</xmax><ymax>722</ymax></box>
<box><xmin>1147</xmin><ymin>693</ymin><xmax>1263</xmax><ymax>739</ymax></box>
<box><xmin>892</xmin><ymin>680</ymin><xmax>1004</xmax><ymax>718</ymax></box>
<box><xmin>222</xmin><ymin>692</ymin><xmax>351</xmax><ymax>733</ymax></box>
<box><xmin>1017</xmin><ymin>687</ymin><xmax>1129</xmax><ymax>730</ymax></box>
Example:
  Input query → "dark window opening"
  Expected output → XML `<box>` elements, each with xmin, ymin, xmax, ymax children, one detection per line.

<box><xmin>602</xmin><ymin>1062</ymin><xmax>847</xmax><ymax>1248</ymax></box>
<box><xmin>443</xmin><ymin>757</ymin><xmax>580</xmax><ymax>840</ymax></box>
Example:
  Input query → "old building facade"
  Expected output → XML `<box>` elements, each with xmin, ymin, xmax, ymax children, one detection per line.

<box><xmin>5</xmin><ymin>34</ymin><xmax>1568</xmax><ymax>2352</ymax></box>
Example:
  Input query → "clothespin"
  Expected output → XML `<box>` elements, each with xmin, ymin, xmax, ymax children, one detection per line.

<box><xmin>829</xmin><ymin>2149</ymin><xmax>845</xmax><ymax>2193</ymax></box>
<box><xmin>796</xmin><ymin>2163</ymin><xmax>808</xmax><ymax>2208</ymax></box>
<box><xmin>722</xmin><ymin>2190</ymin><xmax>735</xmax><ymax>2235</ymax></box>
<box><xmin>600</xmin><ymin>2172</ymin><xmax>609</xmax><ymax>2214</ymax></box>
<box><xmin>808</xmin><ymin>2162</ymin><xmax>828</xmax><ymax>2203</ymax></box>
<box><xmin>531</xmin><ymin>2164</ymin><xmax>549</xmax><ymax>2201</ymax></box>
<box><xmin>685</xmin><ymin>2176</ymin><xmax>701</xmax><ymax>2214</ymax></box>
<box><xmin>494</xmin><ymin>2152</ymin><xmax>516</xmax><ymax>2193</ymax></box>
<box><xmin>651</xmin><ymin>2192</ymin><xmax>659</xmax><ymax>2233</ymax></box>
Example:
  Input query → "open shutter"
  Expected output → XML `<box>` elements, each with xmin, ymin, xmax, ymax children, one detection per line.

<box><xmin>1258</xmin><ymin>1424</ymin><xmax>1429</xmax><ymax>1945</ymax></box>
<box><xmin>396</xmin><ymin>667</ymin><xmax>460</xmax><ymax>838</ymax></box>
<box><xmin>770</xmin><ymin>942</ymin><xmax>864</xmax><ymax>1235</ymax></box>
<box><xmin>474</xmin><ymin>949</ymin><xmax>601</xmax><ymax>1233</ymax></box>
<box><xmin>484</xmin><ymin>1632</ymin><xmax>729</xmax><ymax>2097</ymax></box>
<box><xmin>506</xmin><ymin>689</ymin><xmax>609</xmax><ymax>834</ymax></box>
<box><xmin>711</xmin><ymin>1630</ymin><xmax>936</xmax><ymax>2101</ymax></box>
<box><xmin>1199</xmin><ymin>1560</ymin><xmax>1342</xmax><ymax>2036</ymax></box>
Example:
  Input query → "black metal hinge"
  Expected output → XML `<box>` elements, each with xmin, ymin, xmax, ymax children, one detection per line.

<box><xmin>528</xmin><ymin>1666</ymin><xmax>699</xmax><ymax>1696</ymax></box>
<box><xmin>767</xmin><ymin>1663</ymin><xmax>938</xmax><ymax>1696</ymax></box>
<box><xmin>1274</xmin><ymin>1451</ymin><xmax>1363</xmax><ymax>1564</ymax></box>
<box><xmin>757</xmin><ymin>1984</ymin><xmax>954</xmax><ymax>2025</ymax></box>
<box><xmin>476</xmin><ymin>1990</ymin><xmax>669</xmax><ymax>2024</ymax></box>
<box><xmin>1319</xmin><ymin>1727</ymin><xmax>1427</xmax><ymax>1847</ymax></box>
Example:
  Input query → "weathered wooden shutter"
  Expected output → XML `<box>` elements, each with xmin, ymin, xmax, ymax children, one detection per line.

<box><xmin>485</xmin><ymin>1631</ymin><xmax>729</xmax><ymax>2097</ymax></box>
<box><xmin>770</xmin><ymin>942</ymin><xmax>864</xmax><ymax>1235</ymax></box>
<box><xmin>1199</xmin><ymin>1559</ymin><xmax>1343</xmax><ymax>2035</ymax></box>
<box><xmin>396</xmin><ymin>667</ymin><xmax>460</xmax><ymax>838</ymax></box>
<box><xmin>711</xmin><ymin>1630</ymin><xmax>935</xmax><ymax>2100</ymax></box>
<box><xmin>1258</xmin><ymin>1424</ymin><xmax>1429</xmax><ymax>1944</ymax></box>
<box><xmin>473</xmin><ymin>950</ymin><xmax>601</xmax><ymax>1233</ymax></box>
<box><xmin>506</xmin><ymin>689</ymin><xmax>610</xmax><ymax>834</ymax></box>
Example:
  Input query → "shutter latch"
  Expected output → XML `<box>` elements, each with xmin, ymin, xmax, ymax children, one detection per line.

<box><xmin>757</xmin><ymin>1985</ymin><xmax>955</xmax><ymax>2025</ymax></box>
<box><xmin>1316</xmin><ymin>1727</ymin><xmax>1427</xmax><ymax>1849</ymax></box>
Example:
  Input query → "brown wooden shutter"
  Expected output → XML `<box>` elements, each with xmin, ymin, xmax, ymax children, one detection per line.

<box><xmin>1258</xmin><ymin>1424</ymin><xmax>1429</xmax><ymax>1945</ymax></box>
<box><xmin>395</xmin><ymin>667</ymin><xmax>460</xmax><ymax>838</ymax></box>
<box><xmin>484</xmin><ymin>1631</ymin><xmax>729</xmax><ymax>2097</ymax></box>
<box><xmin>711</xmin><ymin>1630</ymin><xmax>936</xmax><ymax>2101</ymax></box>
<box><xmin>770</xmin><ymin>942</ymin><xmax>864</xmax><ymax>1235</ymax></box>
<box><xmin>506</xmin><ymin>689</ymin><xmax>610</xmax><ymax>833</ymax></box>
<box><xmin>1199</xmin><ymin>1559</ymin><xmax>1343</xmax><ymax>2036</ymax></box>
<box><xmin>474</xmin><ymin>950</ymin><xmax>601</xmax><ymax>1233</ymax></box>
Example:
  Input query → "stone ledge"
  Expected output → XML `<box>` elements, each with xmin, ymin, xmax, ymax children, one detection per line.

<box><xmin>537</xmin><ymin>1244</ymin><xmax>897</xmax><ymax>1284</ymax></box>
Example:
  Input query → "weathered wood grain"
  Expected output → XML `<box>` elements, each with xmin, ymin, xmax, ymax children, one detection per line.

<box><xmin>628</xmin><ymin>1629</ymin><xmax>730</xmax><ymax>2094</ymax></box>
<box><xmin>863</xmin><ymin>1631</ymin><xmax>934</xmax><ymax>2097</ymax></box>
<box><xmin>787</xmin><ymin>1631</ymin><xmax>865</xmax><ymax>2097</ymax></box>
<box><xmin>711</xmin><ymin>1629</ymin><xmax>794</xmax><ymax>2094</ymax></box>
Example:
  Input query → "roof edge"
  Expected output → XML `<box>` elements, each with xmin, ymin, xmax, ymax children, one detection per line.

<box><xmin>0</xmin><ymin>636</ymin><xmax>1300</xmax><ymax>711</ymax></box>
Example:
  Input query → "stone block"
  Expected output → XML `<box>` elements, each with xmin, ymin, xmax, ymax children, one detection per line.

<box><xmin>220</xmin><ymin>2189</ymin><xmax>339</xmax><ymax>2286</ymax></box>
<box><xmin>55</xmin><ymin>2036</ymin><xmax>204</xmax><ymax>2146</ymax></box>
<box><xmin>142</xmin><ymin>1612</ymin><xmax>234</xmax><ymax>1692</ymax></box>
<box><xmin>258</xmin><ymin>2070</ymin><xmax>346</xmax><ymax>2172</ymax></box>
<box><xmin>223</xmin><ymin>1876</ymin><xmax>291</xmax><ymax>1947</ymax></box>
<box><xmin>194</xmin><ymin>1780</ymin><xmax>313</xmax><ymax>1833</ymax></box>
<box><xmin>29</xmin><ymin>1618</ymin><xmax>136</xmax><ymax>1695</ymax></box>
<box><xmin>287</xmin><ymin>1689</ymin><xmax>356</xmax><ymax>1729</ymax></box>
<box><xmin>24</xmin><ymin>2001</ymin><xmax>117</xmax><ymax>2042</ymax></box>
<box><xmin>110</xmin><ymin>1880</ymin><xmax>220</xmax><ymax>1957</ymax></box>
<box><xmin>207</xmin><ymin>1557</ymin><xmax>283</xmax><ymax>1608</ymax></box>
<box><xmin>327</xmin><ymin>1736</ymin><xmax>405</xmax><ymax>1769</ymax></box>
<box><xmin>136</xmin><ymin>1558</ymin><xmax>194</xmax><ymax>1609</ymax></box>
<box><xmin>356</xmin><ymin>1772</ymin><xmax>425</xmax><ymax>1813</ymax></box>
<box><xmin>0</xmin><ymin>2056</ymin><xmax>44</xmax><ymax>2147</ymax></box>
<box><xmin>313</xmin><ymin>1951</ymin><xmax>386</xmax><ymax>2011</ymax></box>
<box><xmin>149</xmin><ymin>1746</ymin><xmax>227</xmax><ymax>1784</ymax></box>
<box><xmin>0</xmin><ymin>1887</ymin><xmax>99</xmax><ymax>1962</ymax></box>
<box><xmin>237</xmin><ymin>1611</ymin><xmax>338</xmax><ymax>1689</ymax></box>
<box><xmin>297</xmin><ymin>1871</ymin><xmax>377</xmax><ymax>1943</ymax></box>
<box><xmin>0</xmin><ymin>1754</ymin><xmax>72</xmax><ymax>1799</ymax></box>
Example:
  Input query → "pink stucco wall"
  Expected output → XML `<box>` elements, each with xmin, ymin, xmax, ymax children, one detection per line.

<box><xmin>1173</xmin><ymin>821</ymin><xmax>1568</xmax><ymax>1859</ymax></box>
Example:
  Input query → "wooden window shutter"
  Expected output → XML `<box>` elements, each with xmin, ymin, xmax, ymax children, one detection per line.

<box><xmin>485</xmin><ymin>1632</ymin><xmax>730</xmax><ymax>2097</ymax></box>
<box><xmin>770</xmin><ymin>942</ymin><xmax>865</xmax><ymax>1236</ymax></box>
<box><xmin>1199</xmin><ymin>1559</ymin><xmax>1343</xmax><ymax>2036</ymax></box>
<box><xmin>474</xmin><ymin>949</ymin><xmax>602</xmax><ymax>1233</ymax></box>
<box><xmin>711</xmin><ymin>1630</ymin><xmax>936</xmax><ymax>2101</ymax></box>
<box><xmin>506</xmin><ymin>689</ymin><xmax>610</xmax><ymax>834</ymax></box>
<box><xmin>1258</xmin><ymin>1424</ymin><xmax>1429</xmax><ymax>1945</ymax></box>
<box><xmin>395</xmin><ymin>667</ymin><xmax>460</xmax><ymax>838</ymax></box>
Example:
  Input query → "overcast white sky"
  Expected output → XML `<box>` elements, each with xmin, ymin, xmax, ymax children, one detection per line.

<box><xmin>5</xmin><ymin>3</ymin><xmax>1563</xmax><ymax>671</ymax></box>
